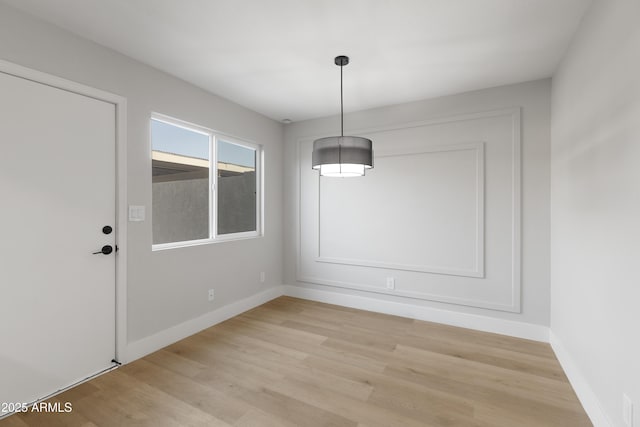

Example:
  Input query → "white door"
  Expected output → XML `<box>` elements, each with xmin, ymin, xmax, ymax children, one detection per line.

<box><xmin>0</xmin><ymin>70</ymin><xmax>116</xmax><ymax>405</ymax></box>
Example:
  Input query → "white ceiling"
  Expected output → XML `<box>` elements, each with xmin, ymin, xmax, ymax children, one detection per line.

<box><xmin>3</xmin><ymin>0</ymin><xmax>591</xmax><ymax>122</ymax></box>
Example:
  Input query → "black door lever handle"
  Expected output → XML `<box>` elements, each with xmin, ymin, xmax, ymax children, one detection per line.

<box><xmin>93</xmin><ymin>245</ymin><xmax>113</xmax><ymax>255</ymax></box>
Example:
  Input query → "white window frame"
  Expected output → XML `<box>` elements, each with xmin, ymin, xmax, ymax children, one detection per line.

<box><xmin>151</xmin><ymin>113</ymin><xmax>263</xmax><ymax>251</ymax></box>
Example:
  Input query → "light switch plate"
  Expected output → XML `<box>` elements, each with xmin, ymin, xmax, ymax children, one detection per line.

<box><xmin>128</xmin><ymin>205</ymin><xmax>145</xmax><ymax>222</ymax></box>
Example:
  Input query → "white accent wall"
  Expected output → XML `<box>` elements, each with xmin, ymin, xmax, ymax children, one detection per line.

<box><xmin>0</xmin><ymin>3</ymin><xmax>283</xmax><ymax>354</ymax></box>
<box><xmin>551</xmin><ymin>1</ymin><xmax>640</xmax><ymax>426</ymax></box>
<box><xmin>284</xmin><ymin>79</ymin><xmax>551</xmax><ymax>330</ymax></box>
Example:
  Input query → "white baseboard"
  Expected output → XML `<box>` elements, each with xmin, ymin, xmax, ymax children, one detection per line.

<box><xmin>549</xmin><ymin>331</ymin><xmax>612</xmax><ymax>427</ymax></box>
<box><xmin>283</xmin><ymin>285</ymin><xmax>549</xmax><ymax>342</ymax></box>
<box><xmin>125</xmin><ymin>286</ymin><xmax>284</xmax><ymax>363</ymax></box>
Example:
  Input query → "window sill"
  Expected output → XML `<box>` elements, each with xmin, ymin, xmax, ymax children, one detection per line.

<box><xmin>152</xmin><ymin>232</ymin><xmax>262</xmax><ymax>251</ymax></box>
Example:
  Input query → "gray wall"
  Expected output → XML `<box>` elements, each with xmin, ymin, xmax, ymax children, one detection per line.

<box><xmin>551</xmin><ymin>0</ymin><xmax>640</xmax><ymax>425</ymax></box>
<box><xmin>152</xmin><ymin>172</ymin><xmax>257</xmax><ymax>244</ymax></box>
<box><xmin>284</xmin><ymin>79</ymin><xmax>551</xmax><ymax>327</ymax></box>
<box><xmin>152</xmin><ymin>179</ymin><xmax>209</xmax><ymax>244</ymax></box>
<box><xmin>218</xmin><ymin>171</ymin><xmax>257</xmax><ymax>235</ymax></box>
<box><xmin>0</xmin><ymin>3</ymin><xmax>283</xmax><ymax>344</ymax></box>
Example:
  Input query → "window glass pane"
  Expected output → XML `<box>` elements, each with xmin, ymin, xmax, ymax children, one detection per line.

<box><xmin>217</xmin><ymin>140</ymin><xmax>256</xmax><ymax>235</ymax></box>
<box><xmin>151</xmin><ymin>119</ymin><xmax>210</xmax><ymax>244</ymax></box>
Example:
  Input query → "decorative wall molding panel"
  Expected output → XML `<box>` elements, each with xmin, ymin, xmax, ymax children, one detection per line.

<box><xmin>297</xmin><ymin>107</ymin><xmax>522</xmax><ymax>312</ymax></box>
<box><xmin>317</xmin><ymin>142</ymin><xmax>485</xmax><ymax>278</ymax></box>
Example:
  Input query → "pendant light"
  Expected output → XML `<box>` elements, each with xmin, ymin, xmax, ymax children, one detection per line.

<box><xmin>312</xmin><ymin>55</ymin><xmax>373</xmax><ymax>177</ymax></box>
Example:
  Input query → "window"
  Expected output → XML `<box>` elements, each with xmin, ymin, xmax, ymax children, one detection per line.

<box><xmin>217</xmin><ymin>139</ymin><xmax>257</xmax><ymax>235</ymax></box>
<box><xmin>151</xmin><ymin>114</ymin><xmax>261</xmax><ymax>249</ymax></box>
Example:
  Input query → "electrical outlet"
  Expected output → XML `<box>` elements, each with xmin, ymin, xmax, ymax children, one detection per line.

<box><xmin>260</xmin><ymin>272</ymin><xmax>266</xmax><ymax>283</ymax></box>
<box><xmin>386</xmin><ymin>277</ymin><xmax>395</xmax><ymax>290</ymax></box>
<box><xmin>208</xmin><ymin>289</ymin><xmax>215</xmax><ymax>302</ymax></box>
<box><xmin>623</xmin><ymin>393</ymin><xmax>633</xmax><ymax>427</ymax></box>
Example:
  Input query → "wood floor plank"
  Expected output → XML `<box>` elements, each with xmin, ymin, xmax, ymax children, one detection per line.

<box><xmin>267</xmin><ymin>376</ymin><xmax>440</xmax><ymax>427</ymax></box>
<box><xmin>1</xmin><ymin>297</ymin><xmax>591</xmax><ymax>426</ymax></box>
<box><xmin>397</xmin><ymin>333</ymin><xmax>567</xmax><ymax>381</ymax></box>
<box><xmin>118</xmin><ymin>359</ymin><xmax>250</xmax><ymax>424</ymax></box>
<box><xmin>408</xmin><ymin>320</ymin><xmax>556</xmax><ymax>359</ymax></box>
<box><xmin>144</xmin><ymin>349</ymin><xmax>210</xmax><ymax>379</ymax></box>
<box><xmin>389</xmin><ymin>343</ymin><xmax>587</xmax><ymax>413</ymax></box>
<box><xmin>233</xmin><ymin>408</ymin><xmax>299</xmax><ymax>427</ymax></box>
<box><xmin>279</xmin><ymin>320</ymin><xmax>398</xmax><ymax>352</ymax></box>
<box><xmin>0</xmin><ymin>417</ymin><xmax>29</xmax><ymax>427</ymax></box>
<box><xmin>193</xmin><ymin>329</ymin><xmax>375</xmax><ymax>402</ymax></box>
<box><xmin>212</xmin><ymin>316</ymin><xmax>389</xmax><ymax>373</ymax></box>
<box><xmin>302</xmin><ymin>352</ymin><xmax>480</xmax><ymax>426</ymax></box>
<box><xmin>77</xmin><ymin>370</ymin><xmax>232</xmax><ymax>427</ymax></box>
<box><xmin>206</xmin><ymin>378</ymin><xmax>357</xmax><ymax>427</ymax></box>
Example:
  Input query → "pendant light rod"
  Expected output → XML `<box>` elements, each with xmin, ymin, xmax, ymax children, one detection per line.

<box><xmin>340</xmin><ymin>61</ymin><xmax>344</xmax><ymax>137</ymax></box>
<box><xmin>339</xmin><ymin>64</ymin><xmax>343</xmax><ymax>165</ymax></box>
<box><xmin>335</xmin><ymin>55</ymin><xmax>349</xmax><ymax>137</ymax></box>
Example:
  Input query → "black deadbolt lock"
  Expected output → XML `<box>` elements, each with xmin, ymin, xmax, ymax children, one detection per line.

<box><xmin>102</xmin><ymin>225</ymin><xmax>113</xmax><ymax>235</ymax></box>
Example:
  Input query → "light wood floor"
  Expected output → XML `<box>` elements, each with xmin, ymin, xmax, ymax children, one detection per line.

<box><xmin>2</xmin><ymin>296</ymin><xmax>591</xmax><ymax>426</ymax></box>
